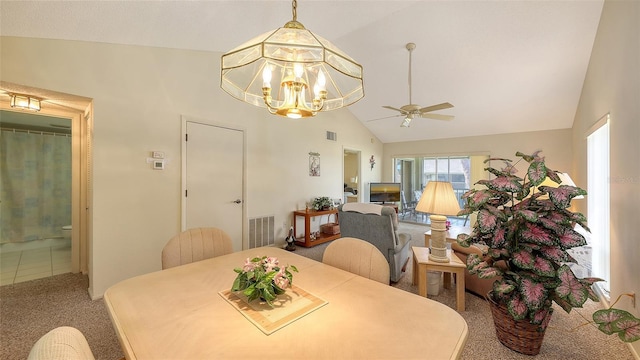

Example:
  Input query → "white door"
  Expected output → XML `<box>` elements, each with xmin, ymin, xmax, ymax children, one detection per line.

<box><xmin>184</xmin><ymin>121</ymin><xmax>244</xmax><ymax>251</ymax></box>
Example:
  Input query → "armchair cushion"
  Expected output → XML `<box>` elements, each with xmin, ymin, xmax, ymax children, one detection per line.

<box><xmin>338</xmin><ymin>203</ymin><xmax>411</xmax><ymax>282</ymax></box>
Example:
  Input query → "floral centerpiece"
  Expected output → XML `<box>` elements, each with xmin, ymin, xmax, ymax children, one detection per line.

<box><xmin>456</xmin><ymin>151</ymin><xmax>639</xmax><ymax>353</ymax></box>
<box><xmin>231</xmin><ymin>256</ymin><xmax>298</xmax><ymax>306</ymax></box>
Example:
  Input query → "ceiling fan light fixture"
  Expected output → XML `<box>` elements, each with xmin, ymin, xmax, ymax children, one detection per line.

<box><xmin>401</xmin><ymin>116</ymin><xmax>412</xmax><ymax>128</ymax></box>
<box><xmin>220</xmin><ymin>0</ymin><xmax>364</xmax><ymax>119</ymax></box>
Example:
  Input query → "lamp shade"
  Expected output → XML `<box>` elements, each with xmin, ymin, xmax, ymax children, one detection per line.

<box><xmin>415</xmin><ymin>181</ymin><xmax>461</xmax><ymax>216</ymax></box>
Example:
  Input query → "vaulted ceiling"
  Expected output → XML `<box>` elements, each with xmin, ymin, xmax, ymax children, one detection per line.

<box><xmin>0</xmin><ymin>1</ymin><xmax>604</xmax><ymax>143</ymax></box>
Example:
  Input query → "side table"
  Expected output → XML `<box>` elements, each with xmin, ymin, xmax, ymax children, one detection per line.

<box><xmin>412</xmin><ymin>246</ymin><xmax>466</xmax><ymax>312</ymax></box>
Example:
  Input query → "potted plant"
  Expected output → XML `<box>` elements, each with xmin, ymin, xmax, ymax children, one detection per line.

<box><xmin>456</xmin><ymin>151</ymin><xmax>639</xmax><ymax>355</ymax></box>
<box><xmin>312</xmin><ymin>196</ymin><xmax>332</xmax><ymax>211</ymax></box>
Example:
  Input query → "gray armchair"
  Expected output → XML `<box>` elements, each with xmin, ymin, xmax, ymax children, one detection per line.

<box><xmin>337</xmin><ymin>203</ymin><xmax>412</xmax><ymax>282</ymax></box>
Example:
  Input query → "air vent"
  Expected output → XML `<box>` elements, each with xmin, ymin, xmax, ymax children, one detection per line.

<box><xmin>326</xmin><ymin>131</ymin><xmax>337</xmax><ymax>141</ymax></box>
<box><xmin>249</xmin><ymin>216</ymin><xmax>275</xmax><ymax>249</ymax></box>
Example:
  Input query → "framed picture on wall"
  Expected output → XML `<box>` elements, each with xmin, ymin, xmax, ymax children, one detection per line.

<box><xmin>309</xmin><ymin>153</ymin><xmax>320</xmax><ymax>176</ymax></box>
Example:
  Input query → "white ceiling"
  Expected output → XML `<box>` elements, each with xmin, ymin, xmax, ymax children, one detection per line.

<box><xmin>0</xmin><ymin>0</ymin><xmax>604</xmax><ymax>143</ymax></box>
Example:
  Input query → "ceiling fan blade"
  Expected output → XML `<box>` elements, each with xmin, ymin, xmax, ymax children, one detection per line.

<box><xmin>366</xmin><ymin>114</ymin><xmax>401</xmax><ymax>122</ymax></box>
<box><xmin>382</xmin><ymin>105</ymin><xmax>407</xmax><ymax>113</ymax></box>
<box><xmin>420</xmin><ymin>113</ymin><xmax>455</xmax><ymax>121</ymax></box>
<box><xmin>418</xmin><ymin>102</ymin><xmax>454</xmax><ymax>113</ymax></box>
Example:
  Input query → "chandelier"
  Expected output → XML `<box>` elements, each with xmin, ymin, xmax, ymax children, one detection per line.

<box><xmin>220</xmin><ymin>0</ymin><xmax>364</xmax><ymax>119</ymax></box>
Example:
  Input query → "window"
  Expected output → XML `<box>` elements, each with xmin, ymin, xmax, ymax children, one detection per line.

<box><xmin>587</xmin><ymin>114</ymin><xmax>610</xmax><ymax>297</ymax></box>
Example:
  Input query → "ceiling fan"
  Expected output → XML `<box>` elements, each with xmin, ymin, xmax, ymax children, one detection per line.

<box><xmin>371</xmin><ymin>42</ymin><xmax>454</xmax><ymax>127</ymax></box>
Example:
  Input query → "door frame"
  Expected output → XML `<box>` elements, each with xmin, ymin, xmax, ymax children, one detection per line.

<box><xmin>180</xmin><ymin>116</ymin><xmax>247</xmax><ymax>249</ymax></box>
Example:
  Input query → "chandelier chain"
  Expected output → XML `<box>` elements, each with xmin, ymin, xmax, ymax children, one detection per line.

<box><xmin>292</xmin><ymin>0</ymin><xmax>297</xmax><ymax>22</ymax></box>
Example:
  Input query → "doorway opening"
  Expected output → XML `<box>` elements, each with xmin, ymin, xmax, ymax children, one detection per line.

<box><xmin>0</xmin><ymin>83</ymin><xmax>93</xmax><ymax>285</ymax></box>
<box><xmin>343</xmin><ymin>149</ymin><xmax>361</xmax><ymax>204</ymax></box>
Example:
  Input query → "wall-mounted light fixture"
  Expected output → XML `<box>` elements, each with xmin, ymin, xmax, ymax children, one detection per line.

<box><xmin>10</xmin><ymin>94</ymin><xmax>41</xmax><ymax>111</ymax></box>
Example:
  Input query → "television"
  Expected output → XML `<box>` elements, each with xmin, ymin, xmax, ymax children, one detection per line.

<box><xmin>369</xmin><ymin>182</ymin><xmax>401</xmax><ymax>203</ymax></box>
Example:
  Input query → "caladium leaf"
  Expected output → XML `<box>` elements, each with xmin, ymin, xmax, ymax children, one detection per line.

<box><xmin>555</xmin><ymin>265</ymin><xmax>588</xmax><ymax>307</ymax></box>
<box><xmin>542</xmin><ymin>185</ymin><xmax>586</xmax><ymax>209</ymax></box>
<box><xmin>531</xmin><ymin>257</ymin><xmax>556</xmax><ymax>277</ymax></box>
<box><xmin>487</xmin><ymin>248</ymin><xmax>508</xmax><ymax>259</ymax></box>
<box><xmin>456</xmin><ymin>233</ymin><xmax>472</xmax><ymax>247</ymax></box>
<box><xmin>538</xmin><ymin>217</ymin><xmax>563</xmax><ymax>233</ymax></box>
<box><xmin>527</xmin><ymin>160</ymin><xmax>547</xmax><ymax>186</ymax></box>
<box><xmin>515</xmin><ymin>209</ymin><xmax>538</xmax><ymax>222</ymax></box>
<box><xmin>493</xmin><ymin>280</ymin><xmax>516</xmax><ymax>296</ymax></box>
<box><xmin>545</xmin><ymin>169</ymin><xmax>562</xmax><ymax>184</ymax></box>
<box><xmin>556</xmin><ymin>227</ymin><xmax>587</xmax><ymax>249</ymax></box>
<box><xmin>465</xmin><ymin>253</ymin><xmax>483</xmax><ymax>271</ymax></box>
<box><xmin>519</xmin><ymin>277</ymin><xmax>548</xmax><ymax>310</ymax></box>
<box><xmin>486</xmin><ymin>227</ymin><xmax>507</xmax><ymax>248</ymax></box>
<box><xmin>538</xmin><ymin>246</ymin><xmax>568</xmax><ymax>263</ymax></box>
<box><xmin>477</xmin><ymin>265</ymin><xmax>503</xmax><ymax>279</ymax></box>
<box><xmin>477</xmin><ymin>209</ymin><xmax>498</xmax><ymax>233</ymax></box>
<box><xmin>531</xmin><ymin>307</ymin><xmax>552</xmax><ymax>326</ymax></box>
<box><xmin>612</xmin><ymin>317</ymin><xmax>640</xmax><ymax>343</ymax></box>
<box><xmin>478</xmin><ymin>176</ymin><xmax>523</xmax><ymax>193</ymax></box>
<box><xmin>511</xmin><ymin>249</ymin><xmax>535</xmax><ymax>270</ymax></box>
<box><xmin>515</xmin><ymin>151</ymin><xmax>534</xmax><ymax>163</ymax></box>
<box><xmin>464</xmin><ymin>189</ymin><xmax>494</xmax><ymax>209</ymax></box>
<box><xmin>507</xmin><ymin>295</ymin><xmax>529</xmax><ymax>320</ymax></box>
<box><xmin>520</xmin><ymin>223</ymin><xmax>554</xmax><ymax>246</ymax></box>
<box><xmin>593</xmin><ymin>308</ymin><xmax>633</xmax><ymax>334</ymax></box>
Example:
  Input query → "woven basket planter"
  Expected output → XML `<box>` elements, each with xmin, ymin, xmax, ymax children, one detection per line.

<box><xmin>487</xmin><ymin>293</ymin><xmax>553</xmax><ymax>355</ymax></box>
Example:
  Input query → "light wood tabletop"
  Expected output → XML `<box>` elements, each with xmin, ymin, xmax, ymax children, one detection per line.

<box><xmin>104</xmin><ymin>247</ymin><xmax>468</xmax><ymax>359</ymax></box>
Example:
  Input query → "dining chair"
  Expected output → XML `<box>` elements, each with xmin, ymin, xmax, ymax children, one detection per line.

<box><xmin>162</xmin><ymin>227</ymin><xmax>233</xmax><ymax>269</ymax></box>
<box><xmin>28</xmin><ymin>326</ymin><xmax>95</xmax><ymax>360</ymax></box>
<box><xmin>322</xmin><ymin>237</ymin><xmax>390</xmax><ymax>284</ymax></box>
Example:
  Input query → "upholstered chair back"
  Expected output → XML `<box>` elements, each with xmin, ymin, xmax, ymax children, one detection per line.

<box><xmin>162</xmin><ymin>227</ymin><xmax>233</xmax><ymax>269</ymax></box>
<box><xmin>28</xmin><ymin>326</ymin><xmax>95</xmax><ymax>360</ymax></box>
<box><xmin>322</xmin><ymin>237</ymin><xmax>390</xmax><ymax>284</ymax></box>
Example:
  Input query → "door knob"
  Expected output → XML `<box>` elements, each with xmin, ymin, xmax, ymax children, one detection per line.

<box><xmin>233</xmin><ymin>199</ymin><xmax>242</xmax><ymax>204</ymax></box>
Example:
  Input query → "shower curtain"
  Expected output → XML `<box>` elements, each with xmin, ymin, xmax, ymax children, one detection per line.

<box><xmin>0</xmin><ymin>129</ymin><xmax>72</xmax><ymax>243</ymax></box>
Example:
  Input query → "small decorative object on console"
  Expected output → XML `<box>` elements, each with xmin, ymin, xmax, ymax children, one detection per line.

<box><xmin>284</xmin><ymin>226</ymin><xmax>296</xmax><ymax>251</ymax></box>
<box><xmin>232</xmin><ymin>256</ymin><xmax>298</xmax><ymax>307</ymax></box>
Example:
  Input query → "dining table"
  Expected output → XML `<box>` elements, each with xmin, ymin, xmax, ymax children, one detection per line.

<box><xmin>104</xmin><ymin>247</ymin><xmax>468</xmax><ymax>359</ymax></box>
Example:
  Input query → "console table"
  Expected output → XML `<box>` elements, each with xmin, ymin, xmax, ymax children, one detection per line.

<box><xmin>293</xmin><ymin>209</ymin><xmax>340</xmax><ymax>247</ymax></box>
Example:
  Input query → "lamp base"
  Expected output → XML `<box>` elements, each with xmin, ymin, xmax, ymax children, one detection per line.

<box><xmin>428</xmin><ymin>214</ymin><xmax>450</xmax><ymax>263</ymax></box>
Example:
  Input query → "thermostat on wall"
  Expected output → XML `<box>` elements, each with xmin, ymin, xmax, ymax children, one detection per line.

<box><xmin>153</xmin><ymin>159</ymin><xmax>165</xmax><ymax>170</ymax></box>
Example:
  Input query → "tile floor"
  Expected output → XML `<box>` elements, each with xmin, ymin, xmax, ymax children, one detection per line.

<box><xmin>0</xmin><ymin>243</ymin><xmax>71</xmax><ymax>286</ymax></box>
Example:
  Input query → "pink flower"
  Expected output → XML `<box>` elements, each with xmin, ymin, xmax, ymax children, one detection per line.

<box><xmin>242</xmin><ymin>258</ymin><xmax>257</xmax><ymax>272</ymax></box>
<box><xmin>263</xmin><ymin>257</ymin><xmax>279</xmax><ymax>272</ymax></box>
<box><xmin>273</xmin><ymin>268</ymin><xmax>290</xmax><ymax>289</ymax></box>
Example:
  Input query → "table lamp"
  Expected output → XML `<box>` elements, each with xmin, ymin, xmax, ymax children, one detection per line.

<box><xmin>416</xmin><ymin>181</ymin><xmax>461</xmax><ymax>263</ymax></box>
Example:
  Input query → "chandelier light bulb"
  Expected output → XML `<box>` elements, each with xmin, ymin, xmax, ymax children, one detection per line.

<box><xmin>262</xmin><ymin>66</ymin><xmax>272</xmax><ymax>88</ymax></box>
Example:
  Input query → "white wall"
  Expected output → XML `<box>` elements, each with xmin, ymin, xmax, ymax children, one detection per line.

<box><xmin>0</xmin><ymin>37</ymin><xmax>383</xmax><ymax>297</ymax></box>
<box><xmin>571</xmin><ymin>0</ymin><xmax>639</xmax><ymax>356</ymax></box>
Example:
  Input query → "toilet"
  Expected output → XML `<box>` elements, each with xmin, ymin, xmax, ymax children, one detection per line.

<box><xmin>62</xmin><ymin>225</ymin><xmax>72</xmax><ymax>240</ymax></box>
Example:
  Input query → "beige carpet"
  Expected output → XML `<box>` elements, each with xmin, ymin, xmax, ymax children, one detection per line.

<box><xmin>0</xmin><ymin>222</ymin><xmax>634</xmax><ymax>360</ymax></box>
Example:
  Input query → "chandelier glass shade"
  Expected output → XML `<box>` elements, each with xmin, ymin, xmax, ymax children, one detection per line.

<box><xmin>220</xmin><ymin>1</ymin><xmax>364</xmax><ymax>119</ymax></box>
